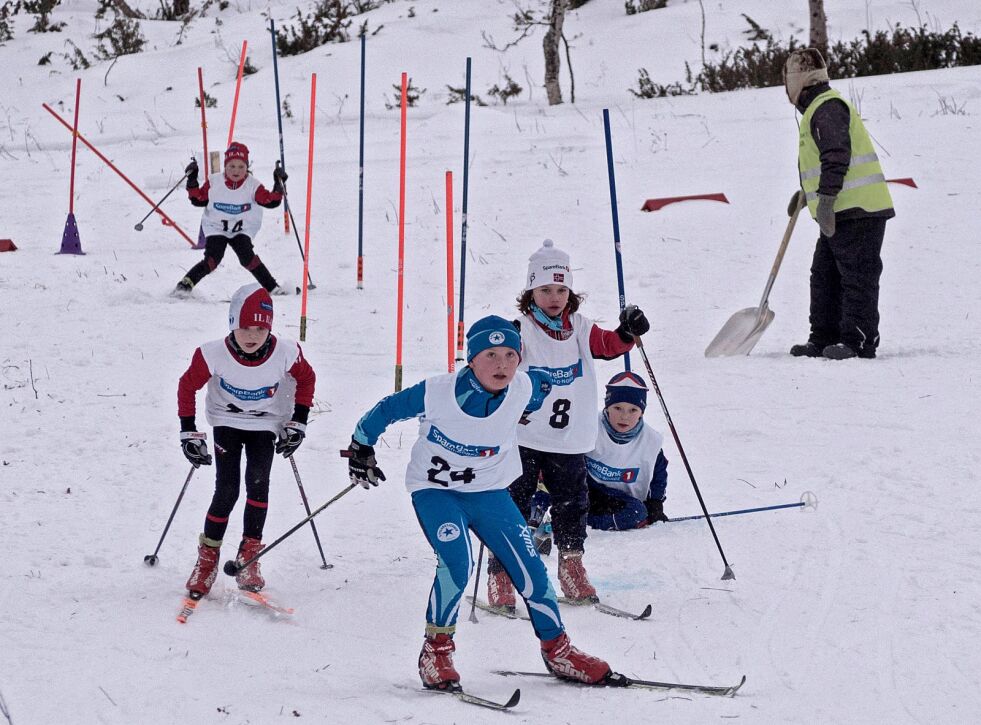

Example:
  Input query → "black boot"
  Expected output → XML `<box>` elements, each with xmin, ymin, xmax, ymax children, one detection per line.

<box><xmin>822</xmin><ymin>343</ymin><xmax>858</xmax><ymax>360</ymax></box>
<box><xmin>790</xmin><ymin>342</ymin><xmax>824</xmax><ymax>357</ymax></box>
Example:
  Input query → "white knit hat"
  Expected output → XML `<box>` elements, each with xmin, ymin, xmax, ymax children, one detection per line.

<box><xmin>525</xmin><ymin>239</ymin><xmax>573</xmax><ymax>291</ymax></box>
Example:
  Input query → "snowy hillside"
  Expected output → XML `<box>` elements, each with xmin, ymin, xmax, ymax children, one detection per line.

<box><xmin>2</xmin><ymin>0</ymin><xmax>981</xmax><ymax>723</ymax></box>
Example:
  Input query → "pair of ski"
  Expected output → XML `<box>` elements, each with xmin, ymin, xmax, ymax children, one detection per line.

<box><xmin>176</xmin><ymin>590</ymin><xmax>294</xmax><ymax>623</ymax></box>
<box><xmin>426</xmin><ymin>670</ymin><xmax>746</xmax><ymax>711</ymax></box>
<box><xmin>467</xmin><ymin>595</ymin><xmax>652</xmax><ymax>621</ymax></box>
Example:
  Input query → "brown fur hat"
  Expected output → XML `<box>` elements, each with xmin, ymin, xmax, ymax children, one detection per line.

<box><xmin>783</xmin><ymin>48</ymin><xmax>830</xmax><ymax>105</ymax></box>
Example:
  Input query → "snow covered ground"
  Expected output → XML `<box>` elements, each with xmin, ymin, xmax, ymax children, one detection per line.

<box><xmin>2</xmin><ymin>1</ymin><xmax>981</xmax><ymax>723</ymax></box>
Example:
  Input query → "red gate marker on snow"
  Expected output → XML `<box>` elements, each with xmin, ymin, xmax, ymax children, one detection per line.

<box><xmin>394</xmin><ymin>72</ymin><xmax>408</xmax><ymax>393</ymax></box>
<box><xmin>43</xmin><ymin>103</ymin><xmax>196</xmax><ymax>247</ymax></box>
<box><xmin>299</xmin><ymin>73</ymin><xmax>317</xmax><ymax>343</ymax></box>
<box><xmin>886</xmin><ymin>177</ymin><xmax>917</xmax><ymax>188</ymax></box>
<box><xmin>0</xmin><ymin>239</ymin><xmax>16</xmax><ymax>252</ymax></box>
<box><xmin>641</xmin><ymin>192</ymin><xmax>730</xmax><ymax>212</ymax></box>
<box><xmin>445</xmin><ymin>170</ymin><xmax>455</xmax><ymax>374</ymax></box>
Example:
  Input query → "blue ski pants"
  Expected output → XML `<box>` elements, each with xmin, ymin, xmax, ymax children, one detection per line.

<box><xmin>411</xmin><ymin>488</ymin><xmax>564</xmax><ymax>641</ymax></box>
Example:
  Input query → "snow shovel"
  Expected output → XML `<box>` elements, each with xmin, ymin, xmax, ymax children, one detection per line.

<box><xmin>704</xmin><ymin>193</ymin><xmax>805</xmax><ymax>357</ymax></box>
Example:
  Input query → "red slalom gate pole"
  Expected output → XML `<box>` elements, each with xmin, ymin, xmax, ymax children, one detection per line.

<box><xmin>68</xmin><ymin>78</ymin><xmax>81</xmax><ymax>215</ymax></box>
<box><xmin>58</xmin><ymin>78</ymin><xmax>84</xmax><ymax>255</ymax></box>
<box><xmin>43</xmin><ymin>103</ymin><xmax>195</xmax><ymax>246</ymax></box>
<box><xmin>394</xmin><ymin>72</ymin><xmax>407</xmax><ymax>392</ymax></box>
<box><xmin>299</xmin><ymin>74</ymin><xmax>317</xmax><ymax>342</ymax></box>
<box><xmin>198</xmin><ymin>68</ymin><xmax>210</xmax><ymax>176</ymax></box>
<box><xmin>445</xmin><ymin>170</ymin><xmax>455</xmax><ymax>373</ymax></box>
<box><xmin>227</xmin><ymin>40</ymin><xmax>248</xmax><ymax>147</ymax></box>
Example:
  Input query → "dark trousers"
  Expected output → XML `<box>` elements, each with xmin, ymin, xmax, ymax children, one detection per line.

<box><xmin>808</xmin><ymin>217</ymin><xmax>887</xmax><ymax>353</ymax></box>
<box><xmin>586</xmin><ymin>481</ymin><xmax>647</xmax><ymax>531</ymax></box>
<box><xmin>203</xmin><ymin>426</ymin><xmax>276</xmax><ymax>542</ymax></box>
<box><xmin>505</xmin><ymin>447</ymin><xmax>589</xmax><ymax>553</ymax></box>
<box><xmin>186</xmin><ymin>234</ymin><xmax>278</xmax><ymax>291</ymax></box>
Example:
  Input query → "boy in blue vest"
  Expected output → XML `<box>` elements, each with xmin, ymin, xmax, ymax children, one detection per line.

<box><xmin>343</xmin><ymin>316</ymin><xmax>613</xmax><ymax>691</ymax></box>
<box><xmin>783</xmin><ymin>48</ymin><xmax>895</xmax><ymax>360</ymax></box>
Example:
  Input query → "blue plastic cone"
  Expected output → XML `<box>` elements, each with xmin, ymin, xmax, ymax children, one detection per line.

<box><xmin>57</xmin><ymin>213</ymin><xmax>84</xmax><ymax>255</ymax></box>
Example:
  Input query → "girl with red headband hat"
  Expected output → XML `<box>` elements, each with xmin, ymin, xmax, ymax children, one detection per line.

<box><xmin>174</xmin><ymin>142</ymin><xmax>291</xmax><ymax>297</ymax></box>
<box><xmin>176</xmin><ymin>284</ymin><xmax>316</xmax><ymax>597</ymax></box>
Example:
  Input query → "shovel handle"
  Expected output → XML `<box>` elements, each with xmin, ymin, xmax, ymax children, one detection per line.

<box><xmin>758</xmin><ymin>192</ymin><xmax>805</xmax><ymax>309</ymax></box>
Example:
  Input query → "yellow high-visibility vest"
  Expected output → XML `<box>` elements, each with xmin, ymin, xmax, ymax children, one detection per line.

<box><xmin>798</xmin><ymin>89</ymin><xmax>893</xmax><ymax>218</ymax></box>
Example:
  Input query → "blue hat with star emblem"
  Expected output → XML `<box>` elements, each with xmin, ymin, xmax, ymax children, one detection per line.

<box><xmin>466</xmin><ymin>315</ymin><xmax>521</xmax><ymax>362</ymax></box>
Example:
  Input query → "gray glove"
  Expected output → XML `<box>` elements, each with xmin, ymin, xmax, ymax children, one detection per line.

<box><xmin>816</xmin><ymin>194</ymin><xmax>836</xmax><ymax>237</ymax></box>
<box><xmin>787</xmin><ymin>189</ymin><xmax>802</xmax><ymax>216</ymax></box>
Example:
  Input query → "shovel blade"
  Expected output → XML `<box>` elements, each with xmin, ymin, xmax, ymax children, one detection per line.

<box><xmin>704</xmin><ymin>306</ymin><xmax>775</xmax><ymax>357</ymax></box>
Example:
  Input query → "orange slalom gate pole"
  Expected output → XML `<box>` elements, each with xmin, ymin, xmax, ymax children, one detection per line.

<box><xmin>445</xmin><ymin>171</ymin><xmax>455</xmax><ymax>373</ymax></box>
<box><xmin>198</xmin><ymin>68</ymin><xmax>210</xmax><ymax>176</ymax></box>
<box><xmin>227</xmin><ymin>40</ymin><xmax>248</xmax><ymax>148</ymax></box>
<box><xmin>68</xmin><ymin>78</ymin><xmax>81</xmax><ymax>214</ymax></box>
<box><xmin>299</xmin><ymin>73</ymin><xmax>317</xmax><ymax>342</ymax></box>
<box><xmin>394</xmin><ymin>72</ymin><xmax>408</xmax><ymax>392</ymax></box>
<box><xmin>43</xmin><ymin>104</ymin><xmax>195</xmax><ymax>246</ymax></box>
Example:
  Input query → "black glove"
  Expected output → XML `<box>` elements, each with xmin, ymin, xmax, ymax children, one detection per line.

<box><xmin>787</xmin><ymin>189</ymin><xmax>802</xmax><ymax>216</ymax></box>
<box><xmin>344</xmin><ymin>439</ymin><xmax>386</xmax><ymax>489</ymax></box>
<box><xmin>617</xmin><ymin>304</ymin><xmax>650</xmax><ymax>341</ymax></box>
<box><xmin>275</xmin><ymin>421</ymin><xmax>306</xmax><ymax>458</ymax></box>
<box><xmin>180</xmin><ymin>431</ymin><xmax>212</xmax><ymax>467</ymax></box>
<box><xmin>816</xmin><ymin>194</ymin><xmax>836</xmax><ymax>237</ymax></box>
<box><xmin>185</xmin><ymin>158</ymin><xmax>199</xmax><ymax>189</ymax></box>
<box><xmin>645</xmin><ymin>498</ymin><xmax>669</xmax><ymax>524</ymax></box>
<box><xmin>273</xmin><ymin>164</ymin><xmax>287</xmax><ymax>194</ymax></box>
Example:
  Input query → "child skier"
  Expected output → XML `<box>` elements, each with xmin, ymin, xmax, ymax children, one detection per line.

<box><xmin>487</xmin><ymin>239</ymin><xmax>650</xmax><ymax>607</ymax></box>
<box><xmin>174</xmin><ymin>142</ymin><xmax>290</xmax><ymax>297</ymax></box>
<box><xmin>343</xmin><ymin>316</ymin><xmax>613</xmax><ymax>690</ymax></box>
<box><xmin>177</xmin><ymin>284</ymin><xmax>316</xmax><ymax>596</ymax></box>
<box><xmin>585</xmin><ymin>371</ymin><xmax>669</xmax><ymax>530</ymax></box>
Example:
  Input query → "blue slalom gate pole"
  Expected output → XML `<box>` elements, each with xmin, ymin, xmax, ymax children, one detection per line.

<box><xmin>455</xmin><ymin>57</ymin><xmax>472</xmax><ymax>362</ymax></box>
<box><xmin>602</xmin><ymin>108</ymin><xmax>630</xmax><ymax>370</ymax></box>
<box><xmin>269</xmin><ymin>20</ymin><xmax>289</xmax><ymax>233</ymax></box>
<box><xmin>357</xmin><ymin>33</ymin><xmax>366</xmax><ymax>289</ymax></box>
<box><xmin>668</xmin><ymin>501</ymin><xmax>806</xmax><ymax>523</ymax></box>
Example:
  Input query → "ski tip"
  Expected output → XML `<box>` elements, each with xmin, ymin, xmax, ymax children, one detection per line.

<box><xmin>728</xmin><ymin>674</ymin><xmax>747</xmax><ymax>696</ymax></box>
<box><xmin>503</xmin><ymin>688</ymin><xmax>521</xmax><ymax>708</ymax></box>
<box><xmin>636</xmin><ymin>603</ymin><xmax>653</xmax><ymax>620</ymax></box>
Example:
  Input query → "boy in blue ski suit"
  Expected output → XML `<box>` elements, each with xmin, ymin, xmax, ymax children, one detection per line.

<box><xmin>343</xmin><ymin>316</ymin><xmax>613</xmax><ymax>691</ymax></box>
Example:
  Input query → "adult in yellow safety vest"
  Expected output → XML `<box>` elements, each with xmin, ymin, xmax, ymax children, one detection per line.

<box><xmin>783</xmin><ymin>48</ymin><xmax>895</xmax><ymax>360</ymax></box>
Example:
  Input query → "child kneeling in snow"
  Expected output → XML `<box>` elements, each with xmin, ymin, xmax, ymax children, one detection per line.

<box><xmin>586</xmin><ymin>371</ymin><xmax>669</xmax><ymax>529</ymax></box>
<box><xmin>343</xmin><ymin>316</ymin><xmax>613</xmax><ymax>690</ymax></box>
<box><xmin>177</xmin><ymin>284</ymin><xmax>316</xmax><ymax>596</ymax></box>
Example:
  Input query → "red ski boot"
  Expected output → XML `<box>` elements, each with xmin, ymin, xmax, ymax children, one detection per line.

<box><xmin>418</xmin><ymin>632</ymin><xmax>461</xmax><ymax>690</ymax></box>
<box><xmin>558</xmin><ymin>550</ymin><xmax>598</xmax><ymax>603</ymax></box>
<box><xmin>487</xmin><ymin>566</ymin><xmax>516</xmax><ymax>610</ymax></box>
<box><xmin>235</xmin><ymin>536</ymin><xmax>265</xmax><ymax>592</ymax></box>
<box><xmin>541</xmin><ymin>632</ymin><xmax>611</xmax><ymax>684</ymax></box>
<box><xmin>186</xmin><ymin>535</ymin><xmax>221</xmax><ymax>596</ymax></box>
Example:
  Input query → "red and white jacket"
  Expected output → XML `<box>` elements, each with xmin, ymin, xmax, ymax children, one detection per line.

<box><xmin>178</xmin><ymin>335</ymin><xmax>315</xmax><ymax>433</ymax></box>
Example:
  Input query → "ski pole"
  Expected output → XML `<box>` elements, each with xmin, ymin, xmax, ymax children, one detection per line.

<box><xmin>222</xmin><ymin>483</ymin><xmax>357</xmax><ymax>577</ymax></box>
<box><xmin>455</xmin><ymin>57</ymin><xmax>473</xmax><ymax>361</ymax></box>
<box><xmin>277</xmin><ymin>161</ymin><xmax>317</xmax><ymax>290</ymax></box>
<box><xmin>668</xmin><ymin>501</ymin><xmax>806</xmax><ymax>523</ymax></box>
<box><xmin>144</xmin><ymin>466</ymin><xmax>197</xmax><ymax>566</ymax></box>
<box><xmin>634</xmin><ymin>336</ymin><xmax>735</xmax><ymax>581</ymax></box>
<box><xmin>289</xmin><ymin>455</ymin><xmax>332</xmax><ymax>569</ymax></box>
<box><xmin>268</xmin><ymin>19</ymin><xmax>290</xmax><ymax>236</ymax></box>
<box><xmin>468</xmin><ymin>541</ymin><xmax>485</xmax><ymax>623</ymax></box>
<box><xmin>134</xmin><ymin>167</ymin><xmax>192</xmax><ymax>231</ymax></box>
